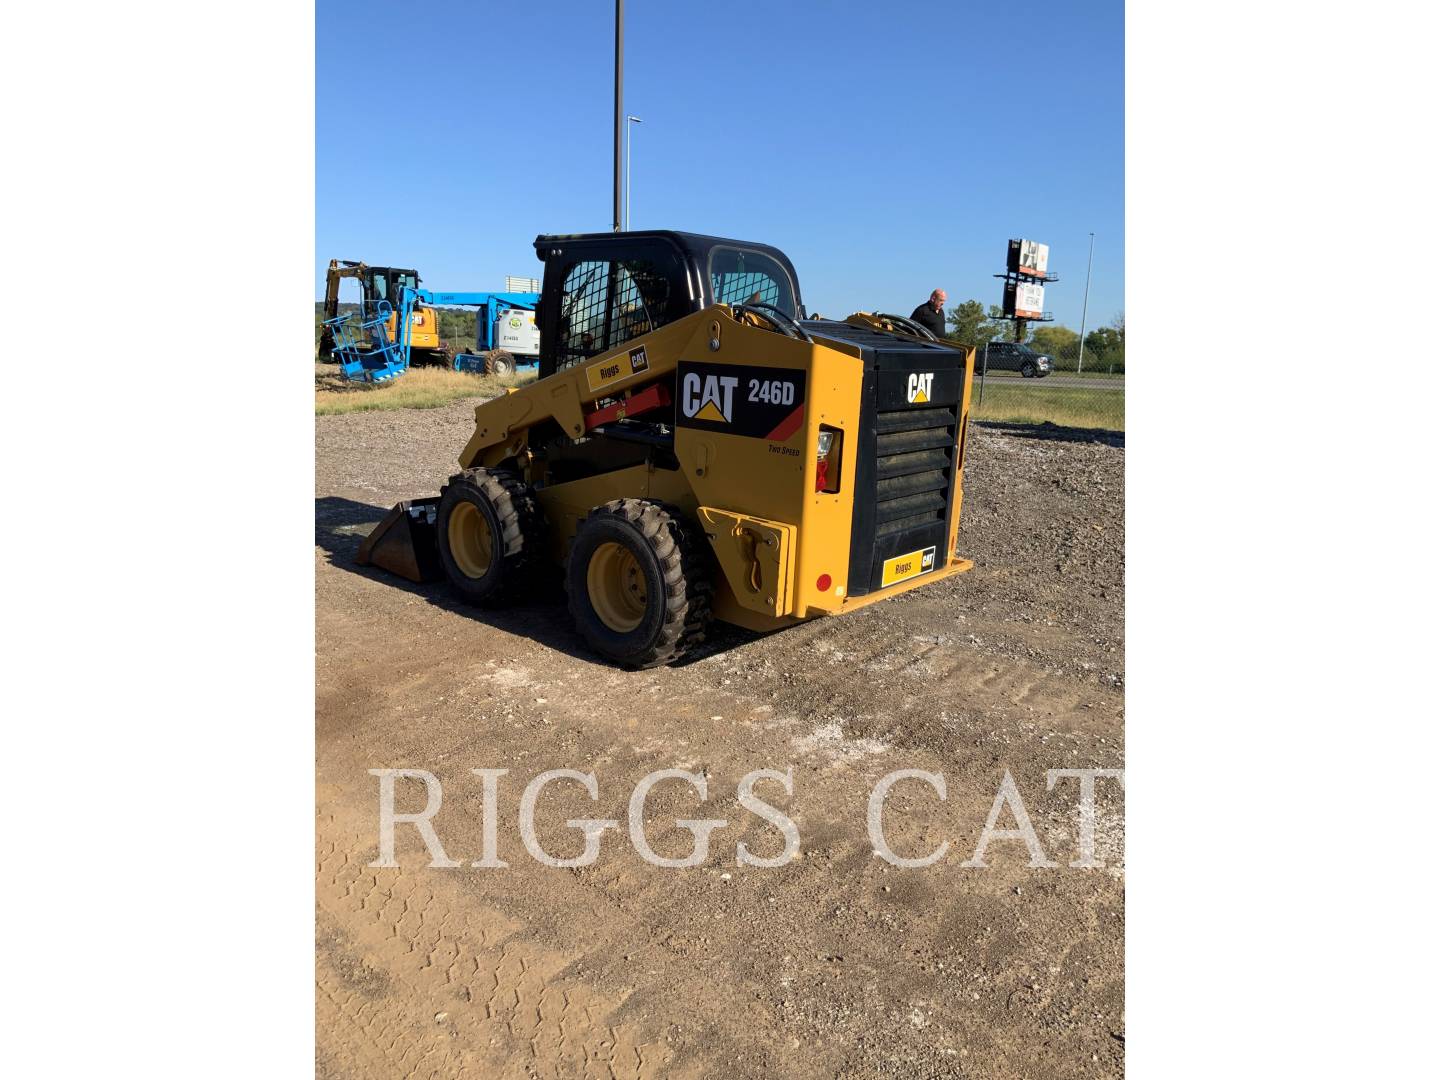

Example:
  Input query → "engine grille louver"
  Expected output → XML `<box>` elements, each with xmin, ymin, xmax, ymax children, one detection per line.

<box><xmin>873</xmin><ymin>405</ymin><xmax>957</xmax><ymax>537</ymax></box>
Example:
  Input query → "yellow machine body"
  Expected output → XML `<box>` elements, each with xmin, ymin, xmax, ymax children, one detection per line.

<box><xmin>457</xmin><ymin>304</ymin><xmax>975</xmax><ymax>634</ymax></box>
<box><xmin>383</xmin><ymin>306</ymin><xmax>441</xmax><ymax>351</ymax></box>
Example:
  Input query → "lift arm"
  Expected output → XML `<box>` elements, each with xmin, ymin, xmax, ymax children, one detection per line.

<box><xmin>396</xmin><ymin>288</ymin><xmax>541</xmax><ymax>363</ymax></box>
<box><xmin>318</xmin><ymin>259</ymin><xmax>369</xmax><ymax>360</ymax></box>
<box><xmin>455</xmin><ymin>303</ymin><xmax>803</xmax><ymax>470</ymax></box>
<box><xmin>322</xmin><ymin>259</ymin><xmax>368</xmax><ymax>323</ymax></box>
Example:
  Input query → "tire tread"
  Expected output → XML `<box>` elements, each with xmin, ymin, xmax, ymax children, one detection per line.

<box><xmin>567</xmin><ymin>499</ymin><xmax>712</xmax><ymax>668</ymax></box>
<box><xmin>437</xmin><ymin>467</ymin><xmax>543</xmax><ymax>603</ymax></box>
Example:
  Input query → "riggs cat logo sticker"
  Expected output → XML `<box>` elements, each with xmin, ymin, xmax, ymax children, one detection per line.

<box><xmin>677</xmin><ymin>361</ymin><xmax>806</xmax><ymax>441</ymax></box>
<box><xmin>881</xmin><ymin>545</ymin><xmax>938</xmax><ymax>588</ymax></box>
<box><xmin>907</xmin><ymin>371</ymin><xmax>935</xmax><ymax>404</ymax></box>
<box><xmin>585</xmin><ymin>345</ymin><xmax>652</xmax><ymax>393</ymax></box>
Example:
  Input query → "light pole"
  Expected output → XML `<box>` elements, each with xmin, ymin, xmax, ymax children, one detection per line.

<box><xmin>612</xmin><ymin>0</ymin><xmax>623</xmax><ymax>231</ymax></box>
<box><xmin>625</xmin><ymin>115</ymin><xmax>643</xmax><ymax>231</ymax></box>
<box><xmin>1076</xmin><ymin>231</ymin><xmax>1095</xmax><ymax>374</ymax></box>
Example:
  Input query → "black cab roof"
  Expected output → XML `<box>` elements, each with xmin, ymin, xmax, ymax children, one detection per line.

<box><xmin>533</xmin><ymin>230</ymin><xmax>804</xmax><ymax>313</ymax></box>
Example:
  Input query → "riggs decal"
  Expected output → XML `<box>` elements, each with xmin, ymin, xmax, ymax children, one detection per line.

<box><xmin>585</xmin><ymin>345</ymin><xmax>651</xmax><ymax>393</ymax></box>
<box><xmin>881</xmin><ymin>545</ymin><xmax>938</xmax><ymax>588</ymax></box>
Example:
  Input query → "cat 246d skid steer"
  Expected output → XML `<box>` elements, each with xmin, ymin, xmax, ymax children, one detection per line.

<box><xmin>358</xmin><ymin>230</ymin><xmax>977</xmax><ymax>668</ymax></box>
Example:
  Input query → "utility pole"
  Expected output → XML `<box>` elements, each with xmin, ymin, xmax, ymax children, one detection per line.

<box><xmin>612</xmin><ymin>0</ymin><xmax>624</xmax><ymax>232</ymax></box>
<box><xmin>625</xmin><ymin>116</ymin><xmax>643</xmax><ymax>230</ymax></box>
<box><xmin>1076</xmin><ymin>231</ymin><xmax>1095</xmax><ymax>374</ymax></box>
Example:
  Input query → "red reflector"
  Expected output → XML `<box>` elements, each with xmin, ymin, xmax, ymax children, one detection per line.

<box><xmin>815</xmin><ymin>458</ymin><xmax>829</xmax><ymax>492</ymax></box>
<box><xmin>816</xmin><ymin>574</ymin><xmax>832</xmax><ymax>592</ymax></box>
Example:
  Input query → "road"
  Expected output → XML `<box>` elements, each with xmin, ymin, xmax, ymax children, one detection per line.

<box><xmin>978</xmin><ymin>373</ymin><xmax>1124</xmax><ymax>391</ymax></box>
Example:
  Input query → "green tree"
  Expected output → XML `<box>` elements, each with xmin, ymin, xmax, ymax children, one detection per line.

<box><xmin>945</xmin><ymin>300</ymin><xmax>987</xmax><ymax>345</ymax></box>
<box><xmin>985</xmin><ymin>304</ymin><xmax>1014</xmax><ymax>342</ymax></box>
<box><xmin>1083</xmin><ymin>326</ymin><xmax>1125</xmax><ymax>368</ymax></box>
<box><xmin>1030</xmin><ymin>325</ymin><xmax>1081</xmax><ymax>370</ymax></box>
<box><xmin>946</xmin><ymin>299</ymin><xmax>1009</xmax><ymax>347</ymax></box>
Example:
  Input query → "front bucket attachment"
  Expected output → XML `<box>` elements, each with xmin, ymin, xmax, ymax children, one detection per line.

<box><xmin>356</xmin><ymin>498</ymin><xmax>444</xmax><ymax>583</ymax></box>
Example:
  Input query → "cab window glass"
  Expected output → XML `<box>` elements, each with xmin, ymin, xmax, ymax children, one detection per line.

<box><xmin>708</xmin><ymin>247</ymin><xmax>796</xmax><ymax>317</ymax></box>
<box><xmin>555</xmin><ymin>258</ymin><xmax>678</xmax><ymax>369</ymax></box>
<box><xmin>611</xmin><ymin>259</ymin><xmax>672</xmax><ymax>347</ymax></box>
<box><xmin>369</xmin><ymin>273</ymin><xmax>389</xmax><ymax>315</ymax></box>
<box><xmin>555</xmin><ymin>261</ymin><xmax>610</xmax><ymax>369</ymax></box>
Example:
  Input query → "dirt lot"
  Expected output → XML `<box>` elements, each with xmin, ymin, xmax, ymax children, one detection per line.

<box><xmin>316</xmin><ymin>399</ymin><xmax>1125</xmax><ymax>1078</ymax></box>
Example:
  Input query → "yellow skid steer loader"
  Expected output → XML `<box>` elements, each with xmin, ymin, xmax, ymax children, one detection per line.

<box><xmin>358</xmin><ymin>230</ymin><xmax>976</xmax><ymax>668</ymax></box>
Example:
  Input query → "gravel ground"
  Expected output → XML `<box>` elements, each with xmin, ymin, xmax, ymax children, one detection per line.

<box><xmin>316</xmin><ymin>396</ymin><xmax>1125</xmax><ymax>1078</ymax></box>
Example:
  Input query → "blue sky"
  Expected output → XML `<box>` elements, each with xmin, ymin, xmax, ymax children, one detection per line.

<box><xmin>317</xmin><ymin>0</ymin><xmax>1123</xmax><ymax>329</ymax></box>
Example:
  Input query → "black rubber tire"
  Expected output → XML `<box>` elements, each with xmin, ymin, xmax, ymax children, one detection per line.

<box><xmin>566</xmin><ymin>500</ymin><xmax>712</xmax><ymax>669</ymax></box>
<box><xmin>436</xmin><ymin>468</ymin><xmax>543</xmax><ymax>605</ymax></box>
<box><xmin>1020</xmin><ymin>361</ymin><xmax>1036</xmax><ymax>378</ymax></box>
<box><xmin>485</xmin><ymin>351</ymin><xmax>516</xmax><ymax>376</ymax></box>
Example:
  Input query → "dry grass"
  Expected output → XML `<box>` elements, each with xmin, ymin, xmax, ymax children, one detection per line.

<box><xmin>314</xmin><ymin>360</ymin><xmax>1120</xmax><ymax>431</ymax></box>
<box><xmin>971</xmin><ymin>384</ymin><xmax>1125</xmax><ymax>432</ymax></box>
<box><xmin>315</xmin><ymin>363</ymin><xmax>536</xmax><ymax>415</ymax></box>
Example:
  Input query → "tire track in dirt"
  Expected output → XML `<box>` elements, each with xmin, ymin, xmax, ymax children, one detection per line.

<box><xmin>318</xmin><ymin>785</ymin><xmax>830</xmax><ymax>1079</ymax></box>
<box><xmin>316</xmin><ymin>586</ymin><xmax>1123</xmax><ymax>1077</ymax></box>
<box><xmin>317</xmin><ymin>412</ymin><xmax>1125</xmax><ymax>1077</ymax></box>
<box><xmin>318</xmin><ymin>808</ymin><xmax>678</xmax><ymax>1078</ymax></box>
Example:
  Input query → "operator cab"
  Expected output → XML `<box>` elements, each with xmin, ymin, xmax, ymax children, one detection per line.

<box><xmin>533</xmin><ymin>230</ymin><xmax>804</xmax><ymax>379</ymax></box>
<box><xmin>363</xmin><ymin>267</ymin><xmax>420</xmax><ymax>319</ymax></box>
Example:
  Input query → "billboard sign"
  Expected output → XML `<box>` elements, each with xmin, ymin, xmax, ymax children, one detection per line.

<box><xmin>1007</xmin><ymin>238</ymin><xmax>1049</xmax><ymax>277</ymax></box>
<box><xmin>1004</xmin><ymin>281</ymin><xmax>1046</xmax><ymax>319</ymax></box>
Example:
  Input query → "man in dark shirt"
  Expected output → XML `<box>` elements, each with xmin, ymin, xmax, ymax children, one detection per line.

<box><xmin>909</xmin><ymin>289</ymin><xmax>948</xmax><ymax>338</ymax></box>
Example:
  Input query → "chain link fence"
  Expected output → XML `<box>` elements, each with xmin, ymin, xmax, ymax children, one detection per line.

<box><xmin>970</xmin><ymin>336</ymin><xmax>1124</xmax><ymax>433</ymax></box>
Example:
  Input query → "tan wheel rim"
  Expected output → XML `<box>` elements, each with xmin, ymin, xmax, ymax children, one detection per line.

<box><xmin>587</xmin><ymin>541</ymin><xmax>648</xmax><ymax>632</ymax></box>
<box><xmin>447</xmin><ymin>502</ymin><xmax>494</xmax><ymax>579</ymax></box>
